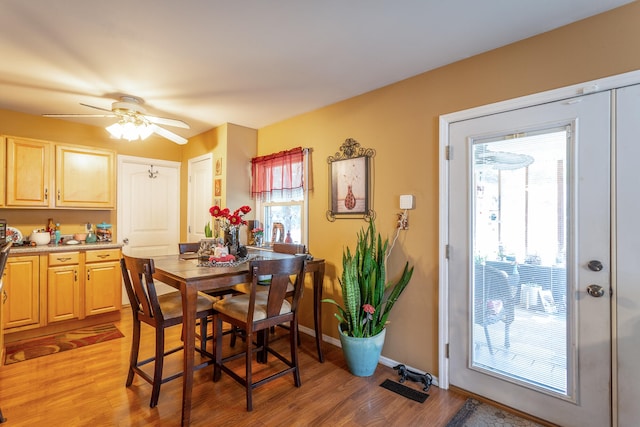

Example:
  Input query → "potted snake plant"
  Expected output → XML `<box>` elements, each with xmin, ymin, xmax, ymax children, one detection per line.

<box><xmin>323</xmin><ymin>220</ymin><xmax>414</xmax><ymax>376</ymax></box>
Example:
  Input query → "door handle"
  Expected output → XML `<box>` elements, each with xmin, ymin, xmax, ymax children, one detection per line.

<box><xmin>123</xmin><ymin>238</ymin><xmax>129</xmax><ymax>245</ymax></box>
<box><xmin>588</xmin><ymin>260</ymin><xmax>603</xmax><ymax>272</ymax></box>
<box><xmin>586</xmin><ymin>284</ymin><xmax>606</xmax><ymax>298</ymax></box>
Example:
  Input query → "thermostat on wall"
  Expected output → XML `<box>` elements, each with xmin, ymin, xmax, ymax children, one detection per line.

<box><xmin>399</xmin><ymin>195</ymin><xmax>415</xmax><ymax>210</ymax></box>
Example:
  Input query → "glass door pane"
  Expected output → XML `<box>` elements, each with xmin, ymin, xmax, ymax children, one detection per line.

<box><xmin>471</xmin><ymin>128</ymin><xmax>569</xmax><ymax>395</ymax></box>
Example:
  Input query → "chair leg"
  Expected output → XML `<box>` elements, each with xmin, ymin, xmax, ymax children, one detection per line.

<box><xmin>483</xmin><ymin>325</ymin><xmax>494</xmax><ymax>355</ymax></box>
<box><xmin>213</xmin><ymin>316</ymin><xmax>223</xmax><ymax>382</ymax></box>
<box><xmin>200</xmin><ymin>317</ymin><xmax>209</xmax><ymax>352</ymax></box>
<box><xmin>504</xmin><ymin>322</ymin><xmax>511</xmax><ymax>349</ymax></box>
<box><xmin>245</xmin><ymin>331</ymin><xmax>253</xmax><ymax>412</ymax></box>
<box><xmin>126</xmin><ymin>319</ymin><xmax>141</xmax><ymax>387</ymax></box>
<box><xmin>290</xmin><ymin>319</ymin><xmax>301</xmax><ymax>387</ymax></box>
<box><xmin>150</xmin><ymin>327</ymin><xmax>165</xmax><ymax>408</ymax></box>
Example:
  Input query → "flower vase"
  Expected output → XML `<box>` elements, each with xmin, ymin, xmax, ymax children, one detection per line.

<box><xmin>254</xmin><ymin>234</ymin><xmax>263</xmax><ymax>247</ymax></box>
<box><xmin>338</xmin><ymin>325</ymin><xmax>386</xmax><ymax>377</ymax></box>
<box><xmin>225</xmin><ymin>228</ymin><xmax>239</xmax><ymax>256</ymax></box>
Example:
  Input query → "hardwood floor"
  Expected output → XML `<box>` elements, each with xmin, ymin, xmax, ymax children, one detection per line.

<box><xmin>0</xmin><ymin>311</ymin><xmax>467</xmax><ymax>426</ymax></box>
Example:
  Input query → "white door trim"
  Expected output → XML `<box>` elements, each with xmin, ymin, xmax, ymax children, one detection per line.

<box><xmin>438</xmin><ymin>69</ymin><xmax>640</xmax><ymax>390</ymax></box>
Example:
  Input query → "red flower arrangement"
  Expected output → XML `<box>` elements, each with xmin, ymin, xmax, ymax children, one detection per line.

<box><xmin>209</xmin><ymin>205</ymin><xmax>251</xmax><ymax>231</ymax></box>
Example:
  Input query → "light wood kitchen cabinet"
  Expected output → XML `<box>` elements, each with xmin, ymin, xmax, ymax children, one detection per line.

<box><xmin>47</xmin><ymin>252</ymin><xmax>81</xmax><ymax>323</ymax></box>
<box><xmin>55</xmin><ymin>145</ymin><xmax>116</xmax><ymax>209</ymax></box>
<box><xmin>5</xmin><ymin>137</ymin><xmax>52</xmax><ymax>207</ymax></box>
<box><xmin>3</xmin><ymin>255</ymin><xmax>40</xmax><ymax>331</ymax></box>
<box><xmin>84</xmin><ymin>249</ymin><xmax>121</xmax><ymax>316</ymax></box>
<box><xmin>3</xmin><ymin>136</ymin><xmax>116</xmax><ymax>209</ymax></box>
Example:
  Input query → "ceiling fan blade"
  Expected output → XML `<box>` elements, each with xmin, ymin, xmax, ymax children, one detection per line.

<box><xmin>43</xmin><ymin>113</ymin><xmax>117</xmax><ymax>118</ymax></box>
<box><xmin>144</xmin><ymin>114</ymin><xmax>190</xmax><ymax>129</ymax></box>
<box><xmin>150</xmin><ymin>124</ymin><xmax>188</xmax><ymax>145</ymax></box>
<box><xmin>80</xmin><ymin>102</ymin><xmax>115</xmax><ymax>113</ymax></box>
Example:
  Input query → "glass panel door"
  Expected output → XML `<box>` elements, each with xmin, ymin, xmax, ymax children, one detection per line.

<box><xmin>472</xmin><ymin>129</ymin><xmax>569</xmax><ymax>394</ymax></box>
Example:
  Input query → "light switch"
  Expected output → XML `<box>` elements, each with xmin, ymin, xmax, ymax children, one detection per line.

<box><xmin>399</xmin><ymin>194</ymin><xmax>415</xmax><ymax>210</ymax></box>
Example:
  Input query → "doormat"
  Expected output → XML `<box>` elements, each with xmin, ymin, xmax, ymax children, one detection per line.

<box><xmin>379</xmin><ymin>379</ymin><xmax>429</xmax><ymax>403</ymax></box>
<box><xmin>4</xmin><ymin>324</ymin><xmax>124</xmax><ymax>365</ymax></box>
<box><xmin>445</xmin><ymin>398</ymin><xmax>545</xmax><ymax>427</ymax></box>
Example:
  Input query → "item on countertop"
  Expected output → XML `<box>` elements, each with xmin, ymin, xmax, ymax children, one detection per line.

<box><xmin>85</xmin><ymin>230</ymin><xmax>97</xmax><ymax>243</ymax></box>
<box><xmin>5</xmin><ymin>226</ymin><xmax>23</xmax><ymax>244</ymax></box>
<box><xmin>30</xmin><ymin>231</ymin><xmax>51</xmax><ymax>246</ymax></box>
<box><xmin>54</xmin><ymin>223</ymin><xmax>61</xmax><ymax>245</ymax></box>
<box><xmin>66</xmin><ymin>239</ymin><xmax>80</xmax><ymax>245</ymax></box>
<box><xmin>73</xmin><ymin>233</ymin><xmax>87</xmax><ymax>242</ymax></box>
<box><xmin>96</xmin><ymin>222</ymin><xmax>112</xmax><ymax>242</ymax></box>
<box><xmin>0</xmin><ymin>219</ymin><xmax>6</xmax><ymax>240</ymax></box>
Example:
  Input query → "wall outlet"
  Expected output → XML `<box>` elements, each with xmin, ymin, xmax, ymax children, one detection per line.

<box><xmin>400</xmin><ymin>194</ymin><xmax>415</xmax><ymax>210</ymax></box>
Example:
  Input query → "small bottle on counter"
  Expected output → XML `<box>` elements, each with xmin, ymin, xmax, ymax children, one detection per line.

<box><xmin>54</xmin><ymin>223</ymin><xmax>61</xmax><ymax>245</ymax></box>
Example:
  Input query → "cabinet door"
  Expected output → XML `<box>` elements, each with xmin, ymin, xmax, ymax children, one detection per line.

<box><xmin>4</xmin><ymin>255</ymin><xmax>40</xmax><ymax>330</ymax></box>
<box><xmin>6</xmin><ymin>137</ymin><xmax>52</xmax><ymax>207</ymax></box>
<box><xmin>48</xmin><ymin>265</ymin><xmax>80</xmax><ymax>322</ymax></box>
<box><xmin>85</xmin><ymin>261</ymin><xmax>121</xmax><ymax>316</ymax></box>
<box><xmin>56</xmin><ymin>145</ymin><xmax>116</xmax><ymax>209</ymax></box>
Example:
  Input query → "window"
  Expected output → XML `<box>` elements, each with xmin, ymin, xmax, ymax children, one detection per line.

<box><xmin>251</xmin><ymin>147</ymin><xmax>311</xmax><ymax>246</ymax></box>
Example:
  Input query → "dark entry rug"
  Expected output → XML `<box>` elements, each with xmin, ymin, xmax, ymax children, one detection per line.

<box><xmin>446</xmin><ymin>398</ymin><xmax>545</xmax><ymax>427</ymax></box>
<box><xmin>4</xmin><ymin>324</ymin><xmax>124</xmax><ymax>365</ymax></box>
<box><xmin>379</xmin><ymin>379</ymin><xmax>429</xmax><ymax>403</ymax></box>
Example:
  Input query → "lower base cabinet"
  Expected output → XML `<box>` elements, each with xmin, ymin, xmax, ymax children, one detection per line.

<box><xmin>85</xmin><ymin>249</ymin><xmax>121</xmax><ymax>316</ymax></box>
<box><xmin>4</xmin><ymin>255</ymin><xmax>40</xmax><ymax>330</ymax></box>
<box><xmin>3</xmin><ymin>248</ymin><xmax>121</xmax><ymax>335</ymax></box>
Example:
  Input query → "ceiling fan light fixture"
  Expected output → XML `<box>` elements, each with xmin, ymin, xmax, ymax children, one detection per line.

<box><xmin>106</xmin><ymin>120</ymin><xmax>153</xmax><ymax>141</ymax></box>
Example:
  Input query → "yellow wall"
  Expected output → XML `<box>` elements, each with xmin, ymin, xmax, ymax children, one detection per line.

<box><xmin>1</xmin><ymin>2</ymin><xmax>639</xmax><ymax>377</ymax></box>
<box><xmin>257</xmin><ymin>2</ymin><xmax>640</xmax><ymax>375</ymax></box>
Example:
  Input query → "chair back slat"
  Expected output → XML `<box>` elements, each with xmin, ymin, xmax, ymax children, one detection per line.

<box><xmin>272</xmin><ymin>243</ymin><xmax>306</xmax><ymax>255</ymax></box>
<box><xmin>121</xmin><ymin>255</ymin><xmax>163</xmax><ymax>323</ymax></box>
<box><xmin>247</xmin><ymin>256</ymin><xmax>306</xmax><ymax>324</ymax></box>
<box><xmin>178</xmin><ymin>242</ymin><xmax>200</xmax><ymax>254</ymax></box>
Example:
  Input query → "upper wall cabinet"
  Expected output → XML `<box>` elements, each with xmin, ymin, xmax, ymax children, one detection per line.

<box><xmin>55</xmin><ymin>145</ymin><xmax>116</xmax><ymax>209</ymax></box>
<box><xmin>6</xmin><ymin>137</ymin><xmax>52</xmax><ymax>207</ymax></box>
<box><xmin>4</xmin><ymin>136</ymin><xmax>116</xmax><ymax>209</ymax></box>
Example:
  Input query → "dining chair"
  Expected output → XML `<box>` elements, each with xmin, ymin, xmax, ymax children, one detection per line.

<box><xmin>473</xmin><ymin>263</ymin><xmax>516</xmax><ymax>355</ymax></box>
<box><xmin>212</xmin><ymin>256</ymin><xmax>306</xmax><ymax>411</ymax></box>
<box><xmin>120</xmin><ymin>255</ymin><xmax>216</xmax><ymax>408</ymax></box>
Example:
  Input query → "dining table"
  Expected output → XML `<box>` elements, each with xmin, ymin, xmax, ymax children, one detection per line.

<box><xmin>152</xmin><ymin>247</ymin><xmax>326</xmax><ymax>426</ymax></box>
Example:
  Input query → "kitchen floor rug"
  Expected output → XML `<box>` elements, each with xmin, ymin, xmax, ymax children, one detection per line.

<box><xmin>4</xmin><ymin>323</ymin><xmax>123</xmax><ymax>365</ymax></box>
<box><xmin>446</xmin><ymin>398</ymin><xmax>545</xmax><ymax>427</ymax></box>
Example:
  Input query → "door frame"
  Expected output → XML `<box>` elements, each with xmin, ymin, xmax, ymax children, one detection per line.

<box><xmin>438</xmin><ymin>69</ymin><xmax>640</xmax><ymax>418</ymax></box>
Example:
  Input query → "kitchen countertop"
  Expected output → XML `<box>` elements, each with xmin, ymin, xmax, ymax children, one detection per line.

<box><xmin>8</xmin><ymin>241</ymin><xmax>123</xmax><ymax>255</ymax></box>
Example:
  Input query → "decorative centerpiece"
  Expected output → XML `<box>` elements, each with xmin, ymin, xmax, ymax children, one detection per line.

<box><xmin>322</xmin><ymin>220</ymin><xmax>414</xmax><ymax>376</ymax></box>
<box><xmin>208</xmin><ymin>204</ymin><xmax>251</xmax><ymax>256</ymax></box>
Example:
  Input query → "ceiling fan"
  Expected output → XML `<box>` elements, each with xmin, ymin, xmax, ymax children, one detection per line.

<box><xmin>43</xmin><ymin>96</ymin><xmax>190</xmax><ymax>144</ymax></box>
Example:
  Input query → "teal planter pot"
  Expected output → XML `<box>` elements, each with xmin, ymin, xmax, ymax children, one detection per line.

<box><xmin>338</xmin><ymin>326</ymin><xmax>386</xmax><ymax>377</ymax></box>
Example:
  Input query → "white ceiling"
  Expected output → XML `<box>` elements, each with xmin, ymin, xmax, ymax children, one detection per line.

<box><xmin>0</xmin><ymin>0</ymin><xmax>633</xmax><ymax>139</ymax></box>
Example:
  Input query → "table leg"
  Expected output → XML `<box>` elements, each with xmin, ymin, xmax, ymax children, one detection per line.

<box><xmin>180</xmin><ymin>284</ymin><xmax>198</xmax><ymax>426</ymax></box>
<box><xmin>312</xmin><ymin>263</ymin><xmax>325</xmax><ymax>363</ymax></box>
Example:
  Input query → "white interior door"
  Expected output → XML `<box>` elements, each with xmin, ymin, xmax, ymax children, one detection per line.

<box><xmin>448</xmin><ymin>91</ymin><xmax>611</xmax><ymax>427</ymax></box>
<box><xmin>117</xmin><ymin>156</ymin><xmax>180</xmax><ymax>258</ymax></box>
<box><xmin>187</xmin><ymin>153</ymin><xmax>213</xmax><ymax>243</ymax></box>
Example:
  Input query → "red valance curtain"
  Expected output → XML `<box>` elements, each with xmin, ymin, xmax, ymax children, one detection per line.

<box><xmin>251</xmin><ymin>147</ymin><xmax>308</xmax><ymax>201</ymax></box>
